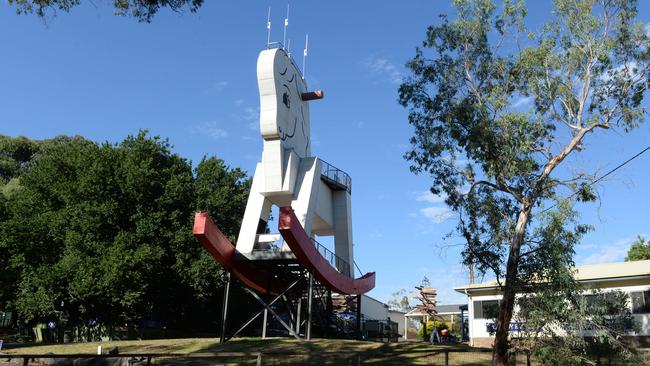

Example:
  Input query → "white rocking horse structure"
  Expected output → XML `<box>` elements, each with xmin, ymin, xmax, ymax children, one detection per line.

<box><xmin>193</xmin><ymin>45</ymin><xmax>375</xmax><ymax>341</ymax></box>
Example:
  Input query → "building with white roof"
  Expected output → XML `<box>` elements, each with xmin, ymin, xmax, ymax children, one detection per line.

<box><xmin>454</xmin><ymin>259</ymin><xmax>650</xmax><ymax>348</ymax></box>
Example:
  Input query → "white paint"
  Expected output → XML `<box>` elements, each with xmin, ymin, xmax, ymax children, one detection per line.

<box><xmin>461</xmin><ymin>284</ymin><xmax>650</xmax><ymax>346</ymax></box>
<box><xmin>236</xmin><ymin>48</ymin><xmax>355</xmax><ymax>272</ymax></box>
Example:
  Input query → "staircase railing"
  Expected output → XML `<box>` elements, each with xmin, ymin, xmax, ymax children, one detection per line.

<box><xmin>310</xmin><ymin>238</ymin><xmax>352</xmax><ymax>277</ymax></box>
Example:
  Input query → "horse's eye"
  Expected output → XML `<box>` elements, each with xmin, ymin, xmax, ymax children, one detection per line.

<box><xmin>282</xmin><ymin>92</ymin><xmax>291</xmax><ymax>109</ymax></box>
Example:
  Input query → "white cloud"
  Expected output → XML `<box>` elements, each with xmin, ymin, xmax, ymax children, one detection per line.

<box><xmin>415</xmin><ymin>190</ymin><xmax>453</xmax><ymax>224</ymax></box>
<box><xmin>243</xmin><ymin>107</ymin><xmax>259</xmax><ymax>130</ymax></box>
<box><xmin>356</xmin><ymin>121</ymin><xmax>365</xmax><ymax>128</ymax></box>
<box><xmin>363</xmin><ymin>56</ymin><xmax>404</xmax><ymax>84</ymax></box>
<box><xmin>203</xmin><ymin>80</ymin><xmax>229</xmax><ymax>94</ymax></box>
<box><xmin>602</xmin><ymin>61</ymin><xmax>642</xmax><ymax>82</ymax></box>
<box><xmin>420</xmin><ymin>206</ymin><xmax>453</xmax><ymax>224</ymax></box>
<box><xmin>416</xmin><ymin>191</ymin><xmax>446</xmax><ymax>204</ymax></box>
<box><xmin>511</xmin><ymin>95</ymin><xmax>533</xmax><ymax>109</ymax></box>
<box><xmin>190</xmin><ymin>121</ymin><xmax>228</xmax><ymax>140</ymax></box>
<box><xmin>577</xmin><ymin>235</ymin><xmax>646</xmax><ymax>265</ymax></box>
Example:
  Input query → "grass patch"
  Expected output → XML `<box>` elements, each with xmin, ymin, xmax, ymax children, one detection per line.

<box><xmin>0</xmin><ymin>338</ymin><xmax>497</xmax><ymax>364</ymax></box>
<box><xmin>1</xmin><ymin>338</ymin><xmax>646</xmax><ymax>365</ymax></box>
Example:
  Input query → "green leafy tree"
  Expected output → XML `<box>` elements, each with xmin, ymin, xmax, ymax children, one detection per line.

<box><xmin>625</xmin><ymin>235</ymin><xmax>650</xmax><ymax>261</ymax></box>
<box><xmin>399</xmin><ymin>0</ymin><xmax>649</xmax><ymax>364</ymax></box>
<box><xmin>0</xmin><ymin>131</ymin><xmax>250</xmax><ymax>335</ymax></box>
<box><xmin>515</xmin><ymin>289</ymin><xmax>640</xmax><ymax>365</ymax></box>
<box><xmin>194</xmin><ymin>157</ymin><xmax>250</xmax><ymax>242</ymax></box>
<box><xmin>7</xmin><ymin>0</ymin><xmax>204</xmax><ymax>22</ymax></box>
<box><xmin>0</xmin><ymin>135</ymin><xmax>41</xmax><ymax>183</ymax></box>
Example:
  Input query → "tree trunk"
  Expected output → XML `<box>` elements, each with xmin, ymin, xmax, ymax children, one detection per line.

<box><xmin>469</xmin><ymin>255</ymin><xmax>475</xmax><ymax>285</ymax></box>
<box><xmin>492</xmin><ymin>205</ymin><xmax>531</xmax><ymax>366</ymax></box>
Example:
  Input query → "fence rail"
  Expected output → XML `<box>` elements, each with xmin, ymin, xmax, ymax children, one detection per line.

<box><xmin>0</xmin><ymin>350</ymin><xmax>537</xmax><ymax>366</ymax></box>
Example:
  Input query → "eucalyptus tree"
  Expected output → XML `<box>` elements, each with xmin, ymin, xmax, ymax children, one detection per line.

<box><xmin>399</xmin><ymin>0</ymin><xmax>650</xmax><ymax>364</ymax></box>
<box><xmin>7</xmin><ymin>0</ymin><xmax>204</xmax><ymax>22</ymax></box>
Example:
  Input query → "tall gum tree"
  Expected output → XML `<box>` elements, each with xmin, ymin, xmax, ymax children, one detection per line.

<box><xmin>399</xmin><ymin>0</ymin><xmax>650</xmax><ymax>364</ymax></box>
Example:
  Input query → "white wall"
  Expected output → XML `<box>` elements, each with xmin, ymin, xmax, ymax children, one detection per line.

<box><xmin>361</xmin><ymin>295</ymin><xmax>389</xmax><ymax>320</ymax></box>
<box><xmin>468</xmin><ymin>294</ymin><xmax>503</xmax><ymax>340</ymax></box>
<box><xmin>464</xmin><ymin>283</ymin><xmax>650</xmax><ymax>344</ymax></box>
<box><xmin>388</xmin><ymin>310</ymin><xmax>406</xmax><ymax>336</ymax></box>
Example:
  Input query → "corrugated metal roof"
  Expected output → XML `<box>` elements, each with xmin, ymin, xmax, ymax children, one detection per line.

<box><xmin>434</xmin><ymin>304</ymin><xmax>465</xmax><ymax>314</ymax></box>
<box><xmin>405</xmin><ymin>303</ymin><xmax>467</xmax><ymax>316</ymax></box>
<box><xmin>454</xmin><ymin>259</ymin><xmax>650</xmax><ymax>293</ymax></box>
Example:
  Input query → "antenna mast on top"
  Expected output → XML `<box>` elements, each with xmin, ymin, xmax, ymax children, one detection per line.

<box><xmin>283</xmin><ymin>4</ymin><xmax>289</xmax><ymax>49</ymax></box>
<box><xmin>266</xmin><ymin>7</ymin><xmax>272</xmax><ymax>48</ymax></box>
<box><xmin>302</xmin><ymin>34</ymin><xmax>308</xmax><ymax>79</ymax></box>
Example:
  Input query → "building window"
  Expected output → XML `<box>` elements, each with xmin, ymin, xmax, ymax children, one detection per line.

<box><xmin>631</xmin><ymin>290</ymin><xmax>650</xmax><ymax>314</ymax></box>
<box><xmin>474</xmin><ymin>300</ymin><xmax>500</xmax><ymax>319</ymax></box>
<box><xmin>583</xmin><ymin>292</ymin><xmax>622</xmax><ymax>315</ymax></box>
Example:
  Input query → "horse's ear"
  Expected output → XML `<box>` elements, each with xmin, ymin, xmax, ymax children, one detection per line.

<box><xmin>301</xmin><ymin>90</ymin><xmax>324</xmax><ymax>101</ymax></box>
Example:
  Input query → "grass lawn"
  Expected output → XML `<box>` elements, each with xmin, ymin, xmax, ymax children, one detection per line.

<box><xmin>1</xmin><ymin>338</ymin><xmax>647</xmax><ymax>365</ymax></box>
<box><xmin>0</xmin><ymin>338</ymin><xmax>498</xmax><ymax>365</ymax></box>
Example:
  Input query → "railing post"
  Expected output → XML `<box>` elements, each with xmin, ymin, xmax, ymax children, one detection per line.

<box><xmin>444</xmin><ymin>350</ymin><xmax>449</xmax><ymax>366</ymax></box>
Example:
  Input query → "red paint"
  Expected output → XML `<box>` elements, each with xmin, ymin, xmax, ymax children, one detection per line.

<box><xmin>278</xmin><ymin>206</ymin><xmax>376</xmax><ymax>295</ymax></box>
<box><xmin>194</xmin><ymin>209</ymin><xmax>375</xmax><ymax>296</ymax></box>
<box><xmin>193</xmin><ymin>212</ymin><xmax>284</xmax><ymax>295</ymax></box>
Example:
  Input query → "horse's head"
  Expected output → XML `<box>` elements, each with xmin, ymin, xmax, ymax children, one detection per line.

<box><xmin>257</xmin><ymin>48</ymin><xmax>313</xmax><ymax>157</ymax></box>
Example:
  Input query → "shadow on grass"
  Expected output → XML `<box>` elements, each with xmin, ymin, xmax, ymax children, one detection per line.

<box><xmin>191</xmin><ymin>338</ymin><xmax>495</xmax><ymax>365</ymax></box>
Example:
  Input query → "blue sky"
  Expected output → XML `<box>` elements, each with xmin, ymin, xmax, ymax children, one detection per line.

<box><xmin>1</xmin><ymin>1</ymin><xmax>649</xmax><ymax>306</ymax></box>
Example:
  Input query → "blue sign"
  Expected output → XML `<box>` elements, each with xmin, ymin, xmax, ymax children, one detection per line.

<box><xmin>486</xmin><ymin>322</ymin><xmax>526</xmax><ymax>333</ymax></box>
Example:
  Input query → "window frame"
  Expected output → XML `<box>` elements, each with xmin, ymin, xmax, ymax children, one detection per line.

<box><xmin>631</xmin><ymin>289</ymin><xmax>650</xmax><ymax>314</ymax></box>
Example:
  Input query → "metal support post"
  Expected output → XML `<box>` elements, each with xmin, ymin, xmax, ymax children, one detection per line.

<box><xmin>306</xmin><ymin>272</ymin><xmax>314</xmax><ymax>340</ymax></box>
<box><xmin>295</xmin><ymin>298</ymin><xmax>302</xmax><ymax>334</ymax></box>
<box><xmin>262</xmin><ymin>308</ymin><xmax>268</xmax><ymax>339</ymax></box>
<box><xmin>356</xmin><ymin>294</ymin><xmax>362</xmax><ymax>340</ymax></box>
<box><xmin>228</xmin><ymin>277</ymin><xmax>303</xmax><ymax>342</ymax></box>
<box><xmin>220</xmin><ymin>271</ymin><xmax>231</xmax><ymax>343</ymax></box>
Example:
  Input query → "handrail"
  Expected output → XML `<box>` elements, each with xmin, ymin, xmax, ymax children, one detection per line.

<box><xmin>310</xmin><ymin>238</ymin><xmax>351</xmax><ymax>277</ymax></box>
<box><xmin>354</xmin><ymin>261</ymin><xmax>364</xmax><ymax>278</ymax></box>
<box><xmin>319</xmin><ymin>159</ymin><xmax>352</xmax><ymax>193</ymax></box>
